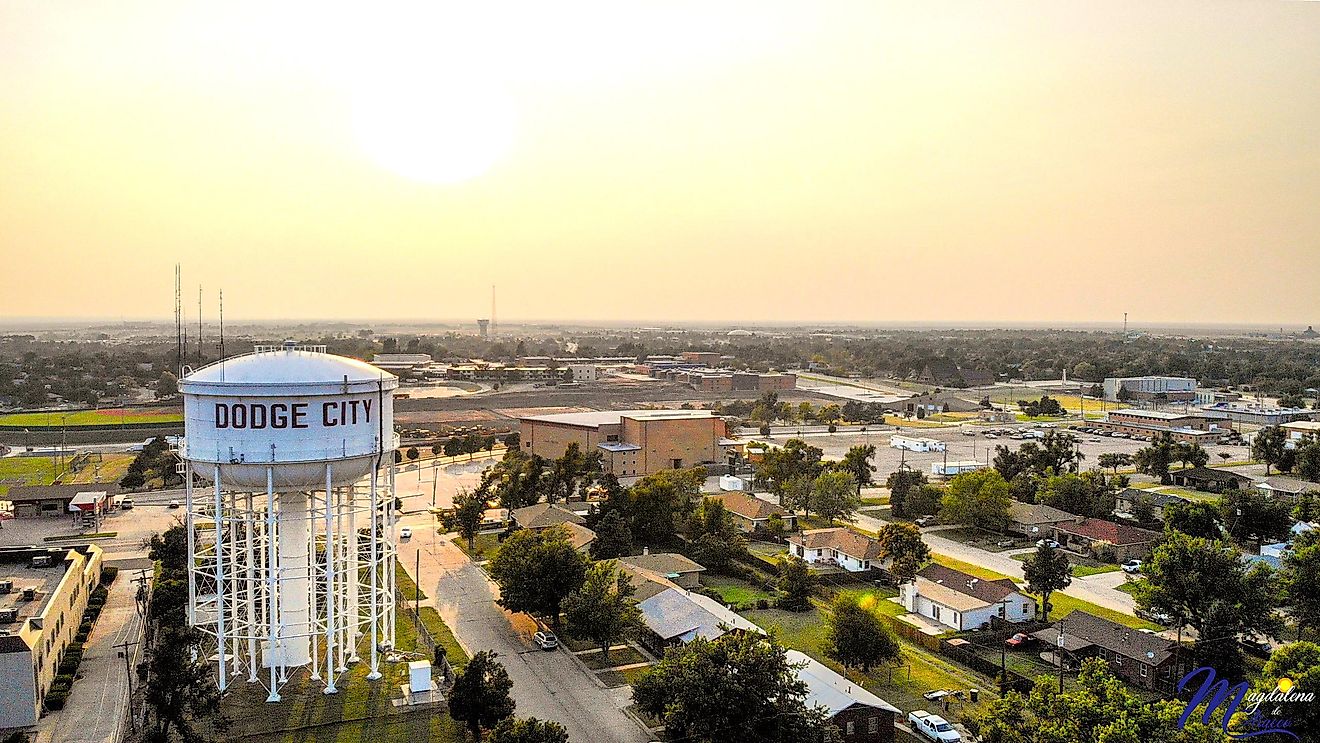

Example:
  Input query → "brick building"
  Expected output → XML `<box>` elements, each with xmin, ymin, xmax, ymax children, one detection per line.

<box><xmin>519</xmin><ymin>409</ymin><xmax>736</xmax><ymax>477</ymax></box>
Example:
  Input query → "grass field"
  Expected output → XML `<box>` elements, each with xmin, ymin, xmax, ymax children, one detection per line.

<box><xmin>0</xmin><ymin>408</ymin><xmax>183</xmax><ymax>427</ymax></box>
<box><xmin>1010</xmin><ymin>553</ymin><xmax>1120</xmax><ymax>577</ymax></box>
<box><xmin>703</xmin><ymin>574</ymin><xmax>776</xmax><ymax>606</ymax></box>
<box><xmin>931</xmin><ymin>553</ymin><xmax>1015</xmax><ymax>581</ymax></box>
<box><xmin>742</xmin><ymin>604</ymin><xmax>987</xmax><ymax>717</ymax></box>
<box><xmin>597</xmin><ymin>664</ymin><xmax>652</xmax><ymax>688</ymax></box>
<box><xmin>452</xmin><ymin>532</ymin><xmax>502</xmax><ymax>561</ymax></box>
<box><xmin>217</xmin><ymin>606</ymin><xmax>465</xmax><ymax>742</ymax></box>
<box><xmin>0</xmin><ymin>453</ymin><xmax>133</xmax><ymax>498</ymax></box>
<box><xmin>394</xmin><ymin>562</ymin><xmax>426</xmax><ymax>601</ymax></box>
<box><xmin>1116</xmin><ymin>580</ymin><xmax>1145</xmax><ymax>596</ymax></box>
<box><xmin>577</xmin><ymin>645</ymin><xmax>649</xmax><ymax>670</ymax></box>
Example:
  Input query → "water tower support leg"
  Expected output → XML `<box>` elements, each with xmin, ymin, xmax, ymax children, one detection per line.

<box><xmin>214</xmin><ymin>466</ymin><xmax>227</xmax><ymax>691</ymax></box>
<box><xmin>367</xmin><ymin>467</ymin><xmax>381</xmax><ymax>681</ymax></box>
<box><xmin>266</xmin><ymin>467</ymin><xmax>280</xmax><ymax>703</ymax></box>
<box><xmin>246</xmin><ymin>492</ymin><xmax>258</xmax><ymax>683</ymax></box>
<box><xmin>309</xmin><ymin>490</ymin><xmax>320</xmax><ymax>682</ymax></box>
<box><xmin>323</xmin><ymin>465</ymin><xmax>338</xmax><ymax>694</ymax></box>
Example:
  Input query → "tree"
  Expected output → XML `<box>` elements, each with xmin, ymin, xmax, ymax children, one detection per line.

<box><xmin>776</xmin><ymin>556</ymin><xmax>816</xmax><ymax>611</ymax></box>
<box><xmin>1173</xmin><ymin>442</ymin><xmax>1210</xmax><ymax>470</ymax></box>
<box><xmin>1258</xmin><ymin>642</ymin><xmax>1320</xmax><ymax>738</ymax></box>
<box><xmin>688</xmin><ymin>498</ymin><xmax>747</xmax><ymax>572</ymax></box>
<box><xmin>1037</xmin><ymin>472</ymin><xmax>1116</xmax><ymax>518</ymax></box>
<box><xmin>448</xmin><ymin>650</ymin><xmax>516</xmax><ymax>739</ymax></box>
<box><xmin>823</xmin><ymin>592</ymin><xmax>901</xmax><ymax>673</ymax></box>
<box><xmin>443</xmin><ymin>488</ymin><xmax>487</xmax><ymax>550</ymax></box>
<box><xmin>1279</xmin><ymin>393</ymin><xmax>1306</xmax><ymax>409</ymax></box>
<box><xmin>1134</xmin><ymin>434</ymin><xmax>1177</xmax><ymax>484</ymax></box>
<box><xmin>1097</xmin><ymin>452</ymin><xmax>1133</xmax><ymax>474</ymax></box>
<box><xmin>1220</xmin><ymin>488</ymin><xmax>1293</xmax><ymax>547</ymax></box>
<box><xmin>563</xmin><ymin>561</ymin><xmax>641</xmax><ymax>660</ymax></box>
<box><xmin>502</xmin><ymin>431</ymin><xmax>521</xmax><ymax>449</ymax></box>
<box><xmin>1163</xmin><ymin>500</ymin><xmax>1223</xmax><ymax>539</ymax></box>
<box><xmin>1253</xmin><ymin>426</ymin><xmax>1290</xmax><ymax>475</ymax></box>
<box><xmin>487</xmin><ymin>717</ymin><xmax>570</xmax><ymax>743</ymax></box>
<box><xmin>905</xmin><ymin>484</ymin><xmax>945</xmax><ymax>518</ymax></box>
<box><xmin>1135</xmin><ymin>532</ymin><xmax>1281</xmax><ymax>676</ymax></box>
<box><xmin>588</xmin><ymin>510</ymin><xmax>632</xmax><ymax>560</ymax></box>
<box><xmin>940</xmin><ymin>469</ymin><xmax>1012</xmax><ymax>532</ymax></box>
<box><xmin>756</xmin><ymin>438</ymin><xmax>824</xmax><ymax>497</ymax></box>
<box><xmin>886</xmin><ymin>468</ymin><xmax>927</xmax><ymax>518</ymax></box>
<box><xmin>963</xmin><ymin>658</ymin><xmax>1229</xmax><ymax>743</ymax></box>
<box><xmin>632</xmin><ymin>633</ymin><xmax>829</xmax><ymax>743</ymax></box>
<box><xmin>811</xmin><ymin>470</ymin><xmax>862</xmax><ymax>525</ymax></box>
<box><xmin>488</xmin><ymin>527</ymin><xmax>589</xmax><ymax>628</ymax></box>
<box><xmin>839</xmin><ymin>444</ymin><xmax>877</xmax><ymax>494</ymax></box>
<box><xmin>1130</xmin><ymin>494</ymin><xmax>1157</xmax><ymax>526</ymax></box>
<box><xmin>627</xmin><ymin>467</ymin><xmax>706</xmax><ymax>544</ymax></box>
<box><xmin>1022</xmin><ymin>543</ymin><xmax>1072</xmax><ymax>621</ymax></box>
<box><xmin>156</xmin><ymin>371</ymin><xmax>179</xmax><ymax>398</ymax></box>
<box><xmin>406</xmin><ymin>446</ymin><xmax>420</xmax><ymax>461</ymax></box>
<box><xmin>778</xmin><ymin>474</ymin><xmax>814</xmax><ymax>518</ymax></box>
<box><xmin>875</xmin><ymin>522</ymin><xmax>931</xmax><ymax>578</ymax></box>
<box><xmin>144</xmin><ymin>625</ymin><xmax>225</xmax><ymax>742</ymax></box>
<box><xmin>1283</xmin><ymin>542</ymin><xmax>1320</xmax><ymax>638</ymax></box>
<box><xmin>1295</xmin><ymin>436</ymin><xmax>1320</xmax><ymax>482</ymax></box>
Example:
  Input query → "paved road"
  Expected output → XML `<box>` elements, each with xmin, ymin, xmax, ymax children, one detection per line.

<box><xmin>402</xmin><ymin>518</ymin><xmax>649</xmax><ymax>743</ymax></box>
<box><xmin>34</xmin><ymin>563</ymin><xmax>147</xmax><ymax>743</ymax></box>
<box><xmin>850</xmin><ymin>513</ymin><xmax>1139</xmax><ymax>616</ymax></box>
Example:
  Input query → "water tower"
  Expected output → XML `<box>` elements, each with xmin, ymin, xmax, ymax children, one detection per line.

<box><xmin>179</xmin><ymin>342</ymin><xmax>400</xmax><ymax>702</ymax></box>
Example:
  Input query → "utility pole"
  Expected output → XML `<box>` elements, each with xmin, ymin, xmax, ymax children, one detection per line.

<box><xmin>1057</xmin><ymin>620</ymin><xmax>1066</xmax><ymax>693</ymax></box>
<box><xmin>115</xmin><ymin>639</ymin><xmax>140</xmax><ymax>729</ymax></box>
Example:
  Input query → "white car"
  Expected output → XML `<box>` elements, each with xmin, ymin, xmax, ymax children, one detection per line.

<box><xmin>1036</xmin><ymin>539</ymin><xmax>1060</xmax><ymax>549</ymax></box>
<box><xmin>400</xmin><ymin>527</ymin><xmax>413</xmax><ymax>539</ymax></box>
<box><xmin>533</xmin><ymin>631</ymin><xmax>559</xmax><ymax>650</ymax></box>
<box><xmin>1121</xmin><ymin>559</ymin><xmax>1142</xmax><ymax>573</ymax></box>
<box><xmin>909</xmin><ymin>710</ymin><xmax>961</xmax><ymax>742</ymax></box>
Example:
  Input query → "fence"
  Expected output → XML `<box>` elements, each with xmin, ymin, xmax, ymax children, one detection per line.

<box><xmin>939</xmin><ymin>638</ymin><xmax>1036</xmax><ymax>694</ymax></box>
<box><xmin>394</xmin><ymin>586</ymin><xmax>455</xmax><ymax>684</ymax></box>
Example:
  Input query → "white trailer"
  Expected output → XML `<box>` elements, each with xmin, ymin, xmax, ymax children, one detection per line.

<box><xmin>890</xmin><ymin>434</ymin><xmax>946</xmax><ymax>453</ymax></box>
<box><xmin>930</xmin><ymin>460</ymin><xmax>987</xmax><ymax>477</ymax></box>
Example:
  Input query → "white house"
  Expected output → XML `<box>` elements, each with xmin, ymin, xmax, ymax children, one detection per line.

<box><xmin>567</xmin><ymin>363</ymin><xmax>600</xmax><ymax>382</ymax></box>
<box><xmin>890</xmin><ymin>434</ymin><xmax>945</xmax><ymax>453</ymax></box>
<box><xmin>1284</xmin><ymin>421</ymin><xmax>1320</xmax><ymax>448</ymax></box>
<box><xmin>787</xmin><ymin>528</ymin><xmax>884</xmax><ymax>572</ymax></box>
<box><xmin>900</xmin><ymin>563</ymin><xmax>1036</xmax><ymax>631</ymax></box>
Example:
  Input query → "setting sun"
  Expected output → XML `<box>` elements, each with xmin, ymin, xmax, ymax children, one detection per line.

<box><xmin>351</xmin><ymin>74</ymin><xmax>517</xmax><ymax>184</ymax></box>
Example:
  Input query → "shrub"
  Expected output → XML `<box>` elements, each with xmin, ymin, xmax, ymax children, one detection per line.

<box><xmin>78</xmin><ymin>621</ymin><xmax>93</xmax><ymax>637</ymax></box>
<box><xmin>91</xmin><ymin>585</ymin><xmax>109</xmax><ymax>603</ymax></box>
<box><xmin>43</xmin><ymin>690</ymin><xmax>67</xmax><ymax>711</ymax></box>
<box><xmin>100</xmin><ymin>566</ymin><xmax>119</xmax><ymax>585</ymax></box>
<box><xmin>756</xmin><ymin>599</ymin><xmax>770</xmax><ymax>610</ymax></box>
<box><xmin>54</xmin><ymin>673</ymin><xmax>74</xmax><ymax>688</ymax></box>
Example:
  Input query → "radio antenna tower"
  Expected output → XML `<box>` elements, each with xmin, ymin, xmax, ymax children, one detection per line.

<box><xmin>491</xmin><ymin>284</ymin><xmax>497</xmax><ymax>339</ymax></box>
<box><xmin>198</xmin><ymin>284</ymin><xmax>204</xmax><ymax>366</ymax></box>
<box><xmin>175</xmin><ymin>264</ymin><xmax>183</xmax><ymax>373</ymax></box>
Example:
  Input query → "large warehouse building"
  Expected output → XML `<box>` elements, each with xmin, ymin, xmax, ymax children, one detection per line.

<box><xmin>519</xmin><ymin>409</ymin><xmax>735</xmax><ymax>477</ymax></box>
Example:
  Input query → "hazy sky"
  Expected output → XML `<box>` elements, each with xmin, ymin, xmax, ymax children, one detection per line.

<box><xmin>2</xmin><ymin>1</ymin><xmax>1318</xmax><ymax>325</ymax></box>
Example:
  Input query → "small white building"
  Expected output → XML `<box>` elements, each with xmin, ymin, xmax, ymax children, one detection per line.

<box><xmin>900</xmin><ymin>563</ymin><xmax>1036</xmax><ymax>631</ymax></box>
<box><xmin>890</xmin><ymin>434</ymin><xmax>945</xmax><ymax>453</ymax></box>
<box><xmin>931</xmin><ymin>460</ymin><xmax>986</xmax><ymax>477</ymax></box>
<box><xmin>718</xmin><ymin>475</ymin><xmax>748</xmax><ymax>491</ymax></box>
<box><xmin>567</xmin><ymin>363</ymin><xmax>600</xmax><ymax>382</ymax></box>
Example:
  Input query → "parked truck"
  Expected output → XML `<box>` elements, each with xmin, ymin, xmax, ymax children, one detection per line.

<box><xmin>908</xmin><ymin>711</ymin><xmax>962</xmax><ymax>742</ymax></box>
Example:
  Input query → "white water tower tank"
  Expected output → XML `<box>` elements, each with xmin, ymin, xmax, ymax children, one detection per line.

<box><xmin>181</xmin><ymin>341</ymin><xmax>399</xmax><ymax>489</ymax></box>
<box><xmin>179</xmin><ymin>343</ymin><xmax>401</xmax><ymax>702</ymax></box>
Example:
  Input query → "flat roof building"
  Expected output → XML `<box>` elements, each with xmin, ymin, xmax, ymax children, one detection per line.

<box><xmin>519</xmin><ymin>409</ymin><xmax>734</xmax><ymax>477</ymax></box>
<box><xmin>0</xmin><ymin>545</ymin><xmax>104</xmax><ymax>728</ymax></box>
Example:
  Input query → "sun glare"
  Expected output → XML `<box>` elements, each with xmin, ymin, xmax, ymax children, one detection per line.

<box><xmin>351</xmin><ymin>74</ymin><xmax>516</xmax><ymax>184</ymax></box>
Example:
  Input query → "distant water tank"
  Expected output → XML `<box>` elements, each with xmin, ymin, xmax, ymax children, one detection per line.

<box><xmin>180</xmin><ymin>342</ymin><xmax>400</xmax><ymax>489</ymax></box>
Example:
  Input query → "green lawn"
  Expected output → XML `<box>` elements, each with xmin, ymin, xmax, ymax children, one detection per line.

<box><xmin>452</xmin><ymin>532</ymin><xmax>502</xmax><ymax>561</ymax></box>
<box><xmin>394</xmin><ymin>562</ymin><xmax>426</xmax><ymax>601</ymax></box>
<box><xmin>835</xmin><ymin>588</ymin><xmax>906</xmax><ymax>617</ymax></box>
<box><xmin>1010</xmin><ymin>553</ymin><xmax>1120</xmax><ymax>578</ymax></box>
<box><xmin>0</xmin><ymin>408</ymin><xmax>183</xmax><ymax>427</ymax></box>
<box><xmin>1116</xmin><ymin>580</ymin><xmax>1145</xmax><ymax>596</ymax></box>
<box><xmin>217</xmin><ymin>606</ymin><xmax>465</xmax><ymax>742</ymax></box>
<box><xmin>417</xmin><ymin>606</ymin><xmax>467</xmax><ymax>669</ymax></box>
<box><xmin>931</xmin><ymin>553</ymin><xmax>1015</xmax><ymax>581</ymax></box>
<box><xmin>577</xmin><ymin>645</ymin><xmax>649</xmax><ymax>670</ymax></box>
<box><xmin>703</xmin><ymin>574</ymin><xmax>776</xmax><ymax>606</ymax></box>
<box><xmin>597</xmin><ymin>664</ymin><xmax>652</xmax><ymax>688</ymax></box>
<box><xmin>860</xmin><ymin>495</ymin><xmax>890</xmax><ymax>507</ymax></box>
<box><xmin>741</xmin><ymin>605</ymin><xmax>988</xmax><ymax>718</ymax></box>
<box><xmin>1046</xmin><ymin>593</ymin><xmax>1161</xmax><ymax>630</ymax></box>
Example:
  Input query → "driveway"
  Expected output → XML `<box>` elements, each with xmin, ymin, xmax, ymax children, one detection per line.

<box><xmin>401</xmin><ymin>518</ymin><xmax>649</xmax><ymax>743</ymax></box>
<box><xmin>850</xmin><ymin>513</ymin><xmax>1138</xmax><ymax>616</ymax></box>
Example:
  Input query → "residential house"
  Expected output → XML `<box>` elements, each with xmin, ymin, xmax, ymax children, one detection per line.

<box><xmin>618</xmin><ymin>552</ymin><xmax>706</xmax><ymax>589</ymax></box>
<box><xmin>1050</xmin><ymin>518</ymin><xmax>1161</xmax><ymax>562</ymax></box>
<box><xmin>899</xmin><ymin>564</ymin><xmax>1036</xmax><ymax>631</ymax></box>
<box><xmin>1168</xmin><ymin>466</ymin><xmax>1254</xmax><ymax>493</ymax></box>
<box><xmin>1006</xmin><ymin>502</ymin><xmax>1076</xmax><ymax>538</ymax></box>
<box><xmin>634</xmin><ymin>586</ymin><xmax>762</xmax><ymax>654</ymax></box>
<box><xmin>510</xmin><ymin>503</ymin><xmax>587</xmax><ymax>530</ymax></box>
<box><xmin>707</xmin><ymin>491</ymin><xmax>795</xmax><ymax>533</ymax></box>
<box><xmin>788</xmin><ymin>650</ymin><xmax>900</xmax><ymax>743</ymax></box>
<box><xmin>1257</xmin><ymin>476</ymin><xmax>1320</xmax><ymax>499</ymax></box>
<box><xmin>788</xmin><ymin>528</ymin><xmax>884</xmax><ymax>572</ymax></box>
<box><xmin>1030</xmin><ymin>611</ymin><xmax>1184</xmax><ymax>691</ymax></box>
<box><xmin>1114</xmin><ymin>489</ymin><xmax>1189</xmax><ymax>521</ymax></box>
